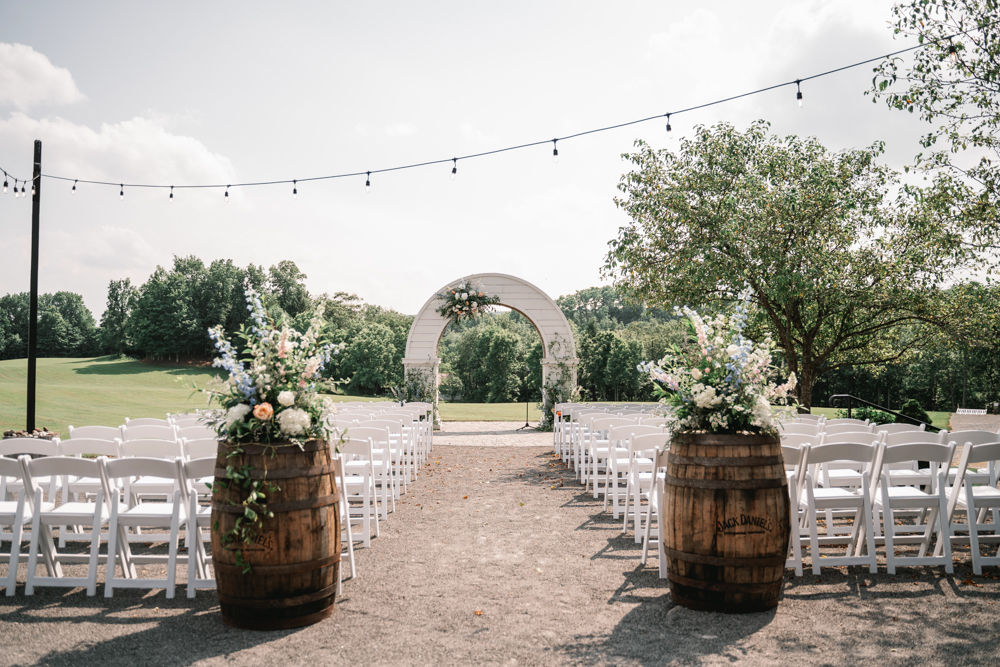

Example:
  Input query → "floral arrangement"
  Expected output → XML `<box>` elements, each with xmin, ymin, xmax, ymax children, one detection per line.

<box><xmin>638</xmin><ymin>304</ymin><xmax>797</xmax><ymax>435</ymax></box>
<box><xmin>435</xmin><ymin>278</ymin><xmax>501</xmax><ymax>323</ymax></box>
<box><xmin>200</xmin><ymin>288</ymin><xmax>345</xmax><ymax>571</ymax></box>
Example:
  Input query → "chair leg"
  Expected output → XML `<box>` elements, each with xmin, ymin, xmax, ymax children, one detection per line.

<box><xmin>24</xmin><ymin>518</ymin><xmax>42</xmax><ymax>596</ymax></box>
<box><xmin>884</xmin><ymin>504</ymin><xmax>897</xmax><ymax>575</ymax></box>
<box><xmin>6</xmin><ymin>504</ymin><xmax>26</xmax><ymax>596</ymax></box>
<box><xmin>937</xmin><ymin>494</ymin><xmax>954</xmax><ymax>574</ymax></box>
<box><xmin>104</xmin><ymin>509</ymin><xmax>119</xmax><ymax>598</ymax></box>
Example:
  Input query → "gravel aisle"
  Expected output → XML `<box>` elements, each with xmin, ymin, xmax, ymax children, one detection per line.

<box><xmin>1</xmin><ymin>424</ymin><xmax>999</xmax><ymax>666</ymax></box>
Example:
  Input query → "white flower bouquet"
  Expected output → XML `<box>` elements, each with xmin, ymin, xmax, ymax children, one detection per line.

<box><xmin>639</xmin><ymin>304</ymin><xmax>797</xmax><ymax>434</ymax></box>
<box><xmin>435</xmin><ymin>278</ymin><xmax>502</xmax><ymax>323</ymax></box>
<box><xmin>201</xmin><ymin>289</ymin><xmax>345</xmax><ymax>445</ymax></box>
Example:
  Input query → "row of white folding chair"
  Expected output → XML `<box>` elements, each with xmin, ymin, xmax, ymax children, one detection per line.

<box><xmin>639</xmin><ymin>448</ymin><xmax>671</xmax><ymax>578</ymax></box>
<box><xmin>1</xmin><ymin>453</ymin><xmax>210</xmax><ymax>598</ymax></box>
<box><xmin>623</xmin><ymin>433</ymin><xmax>671</xmax><ymax>543</ymax></box>
<box><xmin>604</xmin><ymin>424</ymin><xmax>667</xmax><ymax>519</ymax></box>
<box><xmin>578</xmin><ymin>414</ymin><xmax>647</xmax><ymax>489</ymax></box>
<box><xmin>936</xmin><ymin>436</ymin><xmax>1000</xmax><ymax>574</ymax></box>
<box><xmin>336</xmin><ymin>418</ymin><xmax>416</xmax><ymax>493</ymax></box>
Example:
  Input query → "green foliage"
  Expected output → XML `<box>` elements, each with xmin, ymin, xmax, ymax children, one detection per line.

<box><xmin>0</xmin><ymin>291</ymin><xmax>100</xmax><ymax>360</ymax></box>
<box><xmin>871</xmin><ymin>0</ymin><xmax>1000</xmax><ymax>253</ymax></box>
<box><xmin>605</xmin><ymin>120</ymin><xmax>991</xmax><ymax>407</ymax></box>
<box><xmin>340</xmin><ymin>322</ymin><xmax>399</xmax><ymax>395</ymax></box>
<box><xmin>837</xmin><ymin>405</ymin><xmax>896</xmax><ymax>425</ymax></box>
<box><xmin>439</xmin><ymin>373</ymin><xmax>463</xmax><ymax>402</ymax></box>
<box><xmin>896</xmin><ymin>398</ymin><xmax>932</xmax><ymax>425</ymax></box>
<box><xmin>440</xmin><ymin>311</ymin><xmax>540</xmax><ymax>403</ymax></box>
<box><xmin>267</xmin><ymin>260</ymin><xmax>311</xmax><ymax>318</ymax></box>
<box><xmin>99</xmin><ymin>278</ymin><xmax>137</xmax><ymax>357</ymax></box>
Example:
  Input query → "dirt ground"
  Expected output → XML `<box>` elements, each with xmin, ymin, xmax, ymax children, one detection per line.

<box><xmin>1</xmin><ymin>423</ymin><xmax>999</xmax><ymax>666</ymax></box>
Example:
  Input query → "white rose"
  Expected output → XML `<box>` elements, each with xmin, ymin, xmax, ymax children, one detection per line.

<box><xmin>278</xmin><ymin>391</ymin><xmax>296</xmax><ymax>407</ymax></box>
<box><xmin>694</xmin><ymin>386</ymin><xmax>719</xmax><ymax>408</ymax></box>
<box><xmin>461</xmin><ymin>292</ymin><xmax>468</xmax><ymax>300</ymax></box>
<box><xmin>277</xmin><ymin>408</ymin><xmax>312</xmax><ymax>436</ymax></box>
<box><xmin>727</xmin><ymin>344</ymin><xmax>740</xmax><ymax>358</ymax></box>
<box><xmin>691</xmin><ymin>368</ymin><xmax>702</xmax><ymax>380</ymax></box>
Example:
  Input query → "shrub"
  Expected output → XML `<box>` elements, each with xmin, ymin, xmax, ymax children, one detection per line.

<box><xmin>837</xmin><ymin>405</ymin><xmax>894</xmax><ymax>425</ymax></box>
<box><xmin>896</xmin><ymin>398</ymin><xmax>931</xmax><ymax>426</ymax></box>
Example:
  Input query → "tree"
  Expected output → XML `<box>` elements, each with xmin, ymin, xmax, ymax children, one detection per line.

<box><xmin>872</xmin><ymin>0</ymin><xmax>1000</xmax><ymax>252</ymax></box>
<box><xmin>604</xmin><ymin>121</ymin><xmax>991</xmax><ymax>407</ymax></box>
<box><xmin>341</xmin><ymin>322</ymin><xmax>398</xmax><ymax>395</ymax></box>
<box><xmin>268</xmin><ymin>260</ymin><xmax>311</xmax><ymax>318</ymax></box>
<box><xmin>129</xmin><ymin>267</ymin><xmax>201</xmax><ymax>360</ymax></box>
<box><xmin>605</xmin><ymin>336</ymin><xmax>643</xmax><ymax>401</ymax></box>
<box><xmin>473</xmin><ymin>326</ymin><xmax>522</xmax><ymax>403</ymax></box>
<box><xmin>100</xmin><ymin>278</ymin><xmax>138</xmax><ymax>356</ymax></box>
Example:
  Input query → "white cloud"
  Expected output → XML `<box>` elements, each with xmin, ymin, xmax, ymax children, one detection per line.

<box><xmin>460</xmin><ymin>123</ymin><xmax>498</xmax><ymax>144</ymax></box>
<box><xmin>72</xmin><ymin>225</ymin><xmax>160</xmax><ymax>270</ymax></box>
<box><xmin>384</xmin><ymin>122</ymin><xmax>416</xmax><ymax>138</ymax></box>
<box><xmin>0</xmin><ymin>42</ymin><xmax>85</xmax><ymax>111</ymax></box>
<box><xmin>0</xmin><ymin>112</ymin><xmax>238</xmax><ymax>186</ymax></box>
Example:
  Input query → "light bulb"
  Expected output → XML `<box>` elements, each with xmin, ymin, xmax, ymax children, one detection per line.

<box><xmin>225</xmin><ymin>186</ymin><xmax>230</xmax><ymax>202</ymax></box>
<box><xmin>666</xmin><ymin>113</ymin><xmax>672</xmax><ymax>133</ymax></box>
<box><xmin>366</xmin><ymin>171</ymin><xmax>371</xmax><ymax>193</ymax></box>
<box><xmin>796</xmin><ymin>80</ymin><xmax>803</xmax><ymax>108</ymax></box>
<box><xmin>72</xmin><ymin>180</ymin><xmax>77</xmax><ymax>195</ymax></box>
<box><xmin>13</xmin><ymin>181</ymin><xmax>18</xmax><ymax>198</ymax></box>
<box><xmin>21</xmin><ymin>185</ymin><xmax>25</xmax><ymax>197</ymax></box>
<box><xmin>169</xmin><ymin>186</ymin><xmax>174</xmax><ymax>203</ymax></box>
<box><xmin>120</xmin><ymin>184</ymin><xmax>124</xmax><ymax>200</ymax></box>
<box><xmin>552</xmin><ymin>139</ymin><xmax>559</xmax><ymax>164</ymax></box>
<box><xmin>31</xmin><ymin>183</ymin><xmax>35</xmax><ymax>196</ymax></box>
<box><xmin>949</xmin><ymin>44</ymin><xmax>959</xmax><ymax>64</ymax></box>
<box><xmin>2</xmin><ymin>176</ymin><xmax>7</xmax><ymax>194</ymax></box>
<box><xmin>451</xmin><ymin>159</ymin><xmax>457</xmax><ymax>181</ymax></box>
<box><xmin>293</xmin><ymin>180</ymin><xmax>297</xmax><ymax>200</ymax></box>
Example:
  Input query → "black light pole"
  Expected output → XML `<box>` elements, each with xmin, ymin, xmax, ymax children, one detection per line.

<box><xmin>516</xmin><ymin>363</ymin><xmax>533</xmax><ymax>431</ymax></box>
<box><xmin>26</xmin><ymin>140</ymin><xmax>41</xmax><ymax>432</ymax></box>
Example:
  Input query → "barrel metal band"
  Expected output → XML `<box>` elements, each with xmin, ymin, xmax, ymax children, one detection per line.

<box><xmin>215</xmin><ymin>552</ymin><xmax>341</xmax><ymax>575</ymax></box>
<box><xmin>668</xmin><ymin>571</ymin><xmax>781</xmax><ymax>594</ymax></box>
<box><xmin>668</xmin><ymin>454</ymin><xmax>784</xmax><ymax>467</ymax></box>
<box><xmin>213</xmin><ymin>464</ymin><xmax>334</xmax><ymax>480</ymax></box>
<box><xmin>666</xmin><ymin>547</ymin><xmax>787</xmax><ymax>567</ymax></box>
<box><xmin>665</xmin><ymin>475</ymin><xmax>785</xmax><ymax>490</ymax></box>
<box><xmin>217</xmin><ymin>582</ymin><xmax>338</xmax><ymax>609</ymax></box>
<box><xmin>669</xmin><ymin>591</ymin><xmax>780</xmax><ymax>613</ymax></box>
<box><xmin>212</xmin><ymin>492</ymin><xmax>339</xmax><ymax>514</ymax></box>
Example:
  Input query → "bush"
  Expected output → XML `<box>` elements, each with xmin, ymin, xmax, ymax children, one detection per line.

<box><xmin>837</xmin><ymin>405</ymin><xmax>895</xmax><ymax>425</ymax></box>
<box><xmin>896</xmin><ymin>398</ymin><xmax>931</xmax><ymax>425</ymax></box>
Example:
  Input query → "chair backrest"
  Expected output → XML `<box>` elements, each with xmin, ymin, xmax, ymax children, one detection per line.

<box><xmin>0</xmin><ymin>437</ymin><xmax>61</xmax><ymax>457</ymax></box>
<box><xmin>631</xmin><ymin>433</ymin><xmax>670</xmax><ymax>456</ymax></box>
<box><xmin>780</xmin><ymin>423</ymin><xmax>821</xmax><ymax>436</ymax></box>
<box><xmin>377</xmin><ymin>414</ymin><xmax>414</xmax><ymax>426</ymax></box>
<box><xmin>823</xmin><ymin>431</ymin><xmax>882</xmax><ymax>445</ymax></box>
<box><xmin>587</xmin><ymin>417</ymin><xmax>639</xmax><ymax>432</ymax></box>
<box><xmin>182</xmin><ymin>438</ymin><xmax>219</xmax><ymax>459</ymax></box>
<box><xmin>883</xmin><ymin>430</ymin><xmax>945</xmax><ymax>447</ymax></box>
<box><xmin>170</xmin><ymin>418</ymin><xmax>203</xmax><ymax>429</ymax></box>
<box><xmin>881</xmin><ymin>442</ymin><xmax>955</xmax><ymax>466</ymax></box>
<box><xmin>874</xmin><ymin>423</ymin><xmax>925</xmax><ymax>435</ymax></box>
<box><xmin>825</xmin><ymin>418</ymin><xmax>869</xmax><ymax>427</ymax></box>
<box><xmin>0</xmin><ymin>455</ymin><xmax>25</xmax><ymax>498</ymax></box>
<box><xmin>945</xmin><ymin>430</ymin><xmax>1000</xmax><ymax>448</ymax></box>
<box><xmin>124</xmin><ymin>417</ymin><xmax>172</xmax><ymax>427</ymax></box>
<box><xmin>609</xmin><ymin>424</ymin><xmax>663</xmax><ymax>443</ymax></box>
<box><xmin>805</xmin><ymin>441</ymin><xmax>879</xmax><ymax>467</ymax></box>
<box><xmin>343</xmin><ymin>427</ymin><xmax>390</xmax><ymax>444</ymax></box>
<box><xmin>69</xmin><ymin>425</ymin><xmax>124</xmax><ymax>440</ymax></box>
<box><xmin>824</xmin><ymin>422</ymin><xmax>873</xmax><ymax>435</ymax></box>
<box><xmin>177</xmin><ymin>426</ymin><xmax>216</xmax><ymax>441</ymax></box>
<box><xmin>638</xmin><ymin>417</ymin><xmax>667</xmax><ymax>426</ymax></box>
<box><xmin>120</xmin><ymin>439</ymin><xmax>185</xmax><ymax>459</ymax></box>
<box><xmin>781</xmin><ymin>444</ymin><xmax>804</xmax><ymax>470</ymax></box>
<box><xmin>340</xmin><ymin>437</ymin><xmax>375</xmax><ymax>460</ymax></box>
<box><xmin>362</xmin><ymin>420</ymin><xmax>403</xmax><ymax>437</ymax></box>
<box><xmin>122</xmin><ymin>425</ymin><xmax>178</xmax><ymax>441</ymax></box>
<box><xmin>177</xmin><ymin>457</ymin><xmax>216</xmax><ymax>499</ymax></box>
<box><xmin>780</xmin><ymin>433</ymin><xmax>824</xmax><ymax>449</ymax></box>
<box><xmin>103</xmin><ymin>456</ymin><xmax>180</xmax><ymax>490</ymax></box>
<box><xmin>22</xmin><ymin>454</ymin><xmax>102</xmax><ymax>487</ymax></box>
<box><xmin>60</xmin><ymin>438</ymin><xmax>121</xmax><ymax>458</ymax></box>
<box><xmin>794</xmin><ymin>413</ymin><xmax>824</xmax><ymax>422</ymax></box>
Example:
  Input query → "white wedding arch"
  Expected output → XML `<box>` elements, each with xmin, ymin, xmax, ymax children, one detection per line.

<box><xmin>402</xmin><ymin>273</ymin><xmax>578</xmax><ymax>407</ymax></box>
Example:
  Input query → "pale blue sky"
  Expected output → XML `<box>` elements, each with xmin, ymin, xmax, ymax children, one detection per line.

<box><xmin>0</xmin><ymin>0</ymin><xmax>930</xmax><ymax>318</ymax></box>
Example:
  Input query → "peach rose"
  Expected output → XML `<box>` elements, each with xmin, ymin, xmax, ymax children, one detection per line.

<box><xmin>253</xmin><ymin>402</ymin><xmax>274</xmax><ymax>420</ymax></box>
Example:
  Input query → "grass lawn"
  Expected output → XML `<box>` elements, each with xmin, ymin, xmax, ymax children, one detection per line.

<box><xmin>807</xmin><ymin>406</ymin><xmax>952</xmax><ymax>429</ymax></box>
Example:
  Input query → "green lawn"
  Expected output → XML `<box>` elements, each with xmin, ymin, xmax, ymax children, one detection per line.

<box><xmin>807</xmin><ymin>406</ymin><xmax>952</xmax><ymax>430</ymax></box>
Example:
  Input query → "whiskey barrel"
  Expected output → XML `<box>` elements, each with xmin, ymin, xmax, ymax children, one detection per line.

<box><xmin>211</xmin><ymin>439</ymin><xmax>341</xmax><ymax>630</ymax></box>
<box><xmin>663</xmin><ymin>432</ymin><xmax>790</xmax><ymax>613</ymax></box>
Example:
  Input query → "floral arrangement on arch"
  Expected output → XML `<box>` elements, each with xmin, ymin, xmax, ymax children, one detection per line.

<box><xmin>638</xmin><ymin>304</ymin><xmax>797</xmax><ymax>435</ymax></box>
<box><xmin>201</xmin><ymin>289</ymin><xmax>345</xmax><ymax>445</ymax></box>
<box><xmin>435</xmin><ymin>278</ymin><xmax>502</xmax><ymax>323</ymax></box>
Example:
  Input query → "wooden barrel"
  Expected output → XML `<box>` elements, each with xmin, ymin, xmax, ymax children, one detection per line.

<box><xmin>211</xmin><ymin>439</ymin><xmax>341</xmax><ymax>630</ymax></box>
<box><xmin>663</xmin><ymin>432</ymin><xmax>790</xmax><ymax>613</ymax></box>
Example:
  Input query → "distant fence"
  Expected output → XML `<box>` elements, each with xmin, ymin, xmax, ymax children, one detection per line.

<box><xmin>955</xmin><ymin>408</ymin><xmax>987</xmax><ymax>416</ymax></box>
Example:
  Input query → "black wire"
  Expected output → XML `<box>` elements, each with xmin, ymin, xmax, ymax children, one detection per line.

<box><xmin>2</xmin><ymin>18</ymin><xmax>996</xmax><ymax>191</ymax></box>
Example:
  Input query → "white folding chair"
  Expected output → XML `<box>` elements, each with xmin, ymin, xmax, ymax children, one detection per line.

<box><xmin>824</xmin><ymin>422</ymin><xmax>874</xmax><ymax>437</ymax></box>
<box><xmin>0</xmin><ymin>438</ymin><xmax>62</xmax><ymax>501</ymax></box>
<box><xmin>122</xmin><ymin>424</ymin><xmax>179</xmax><ymax>442</ymax></box>
<box><xmin>176</xmin><ymin>426</ymin><xmax>216</xmax><ymax>442</ymax></box>
<box><xmin>69</xmin><ymin>425</ymin><xmax>124</xmax><ymax>440</ymax></box>
<box><xmin>875</xmin><ymin>423</ymin><xmax>926</xmax><ymax>435</ymax></box>
<box><xmin>331</xmin><ymin>458</ymin><xmax>355</xmax><ymax>595</ymax></box>
<box><xmin>182</xmin><ymin>438</ymin><xmax>219</xmax><ymax>460</ymax></box>
<box><xmin>124</xmin><ymin>417</ymin><xmax>172</xmax><ymax>428</ymax></box>
<box><xmin>362</xmin><ymin>420</ymin><xmax>410</xmax><ymax>494</ymax></box>
<box><xmin>938</xmin><ymin>440</ymin><xmax>1000</xmax><ymax>574</ymax></box>
<box><xmin>825</xmin><ymin>418</ymin><xmax>870</xmax><ymax>428</ymax></box>
<box><xmin>622</xmin><ymin>433</ymin><xmax>670</xmax><ymax>540</ymax></box>
<box><xmin>875</xmin><ymin>441</ymin><xmax>957</xmax><ymax>573</ymax></box>
<box><xmin>640</xmin><ymin>448</ymin><xmax>671</xmax><ymax>578</ymax></box>
<box><xmin>178</xmin><ymin>457</ymin><xmax>216</xmax><ymax>597</ymax></box>
<box><xmin>1</xmin><ymin>455</ymin><xmax>51</xmax><ymax>595</ymax></box>
<box><xmin>780</xmin><ymin>423</ymin><xmax>822</xmax><ymax>437</ymax></box>
<box><xmin>605</xmin><ymin>424</ymin><xmax>664</xmax><ymax>518</ymax></box>
<box><xmin>340</xmin><ymin>427</ymin><xmax>394</xmax><ymax>516</ymax></box>
<box><xmin>338</xmin><ymin>439</ymin><xmax>379</xmax><ymax>547</ymax></box>
<box><xmin>57</xmin><ymin>438</ymin><xmax>122</xmax><ymax>548</ymax></box>
<box><xmin>102</xmin><ymin>457</ymin><xmax>185</xmax><ymax>598</ymax></box>
<box><xmin>22</xmin><ymin>456</ymin><xmax>110</xmax><ymax>596</ymax></box>
<box><xmin>799</xmin><ymin>441</ymin><xmax>880</xmax><ymax>574</ymax></box>
<box><xmin>583</xmin><ymin>416</ymin><xmax>638</xmax><ymax>495</ymax></box>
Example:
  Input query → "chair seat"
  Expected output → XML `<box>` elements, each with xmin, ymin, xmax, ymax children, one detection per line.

<box><xmin>42</xmin><ymin>502</ymin><xmax>116</xmax><ymax>521</ymax></box>
<box><xmin>875</xmin><ymin>486</ymin><xmax>935</xmax><ymax>503</ymax></box>
<box><xmin>0</xmin><ymin>499</ymin><xmax>54</xmax><ymax>520</ymax></box>
<box><xmin>804</xmin><ymin>487</ymin><xmax>862</xmax><ymax>502</ymax></box>
<box><xmin>120</xmin><ymin>502</ymin><xmax>181</xmax><ymax>519</ymax></box>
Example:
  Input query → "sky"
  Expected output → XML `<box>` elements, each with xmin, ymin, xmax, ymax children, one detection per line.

<box><xmin>0</xmin><ymin>0</ymin><xmax>935</xmax><ymax>320</ymax></box>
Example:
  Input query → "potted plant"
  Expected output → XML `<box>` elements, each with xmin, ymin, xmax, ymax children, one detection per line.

<box><xmin>640</xmin><ymin>304</ymin><xmax>797</xmax><ymax>613</ymax></box>
<box><xmin>200</xmin><ymin>289</ymin><xmax>345</xmax><ymax>630</ymax></box>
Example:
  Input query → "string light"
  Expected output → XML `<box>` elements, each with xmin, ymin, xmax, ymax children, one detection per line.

<box><xmin>31</xmin><ymin>180</ymin><xmax>35</xmax><ymax>197</ymax></box>
<box><xmin>71</xmin><ymin>179</ymin><xmax>77</xmax><ymax>194</ymax></box>
<box><xmin>2</xmin><ymin>172</ymin><xmax>7</xmax><ymax>194</ymax></box>
<box><xmin>2</xmin><ymin>20</ymin><xmax>994</xmax><ymax>203</ymax></box>
<box><xmin>293</xmin><ymin>179</ymin><xmax>297</xmax><ymax>200</ymax></box>
<box><xmin>451</xmin><ymin>158</ymin><xmax>457</xmax><ymax>180</ymax></box>
<box><xmin>13</xmin><ymin>179</ymin><xmax>18</xmax><ymax>198</ymax></box>
<box><xmin>169</xmin><ymin>186</ymin><xmax>174</xmax><ymax>203</ymax></box>
<box><xmin>21</xmin><ymin>183</ymin><xmax>25</xmax><ymax>197</ymax></box>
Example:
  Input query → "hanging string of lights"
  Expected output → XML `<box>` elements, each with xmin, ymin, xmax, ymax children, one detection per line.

<box><xmin>0</xmin><ymin>20</ymin><xmax>993</xmax><ymax>201</ymax></box>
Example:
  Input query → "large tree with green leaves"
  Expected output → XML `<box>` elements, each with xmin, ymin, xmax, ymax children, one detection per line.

<box><xmin>100</xmin><ymin>278</ymin><xmax>138</xmax><ymax>356</ymax></box>
<box><xmin>604</xmin><ymin>121</ymin><xmax>992</xmax><ymax>407</ymax></box>
<box><xmin>872</xmin><ymin>0</ymin><xmax>1000</xmax><ymax>252</ymax></box>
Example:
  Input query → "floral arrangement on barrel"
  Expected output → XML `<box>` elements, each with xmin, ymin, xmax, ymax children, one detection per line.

<box><xmin>638</xmin><ymin>304</ymin><xmax>797</xmax><ymax>436</ymax></box>
<box><xmin>435</xmin><ymin>278</ymin><xmax>502</xmax><ymax>323</ymax></box>
<box><xmin>200</xmin><ymin>288</ymin><xmax>345</xmax><ymax>568</ymax></box>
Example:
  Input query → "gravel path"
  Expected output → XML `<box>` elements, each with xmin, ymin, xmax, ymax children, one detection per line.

<box><xmin>2</xmin><ymin>423</ymin><xmax>999</xmax><ymax>666</ymax></box>
<box><xmin>949</xmin><ymin>414</ymin><xmax>1000</xmax><ymax>433</ymax></box>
